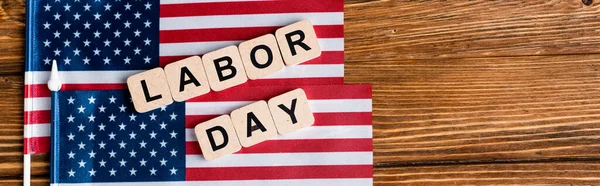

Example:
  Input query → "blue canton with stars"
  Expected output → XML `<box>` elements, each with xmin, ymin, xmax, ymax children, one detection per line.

<box><xmin>53</xmin><ymin>90</ymin><xmax>185</xmax><ymax>183</ymax></box>
<box><xmin>28</xmin><ymin>0</ymin><xmax>159</xmax><ymax>71</ymax></box>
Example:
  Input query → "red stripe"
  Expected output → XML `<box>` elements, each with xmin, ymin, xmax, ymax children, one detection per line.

<box><xmin>160</xmin><ymin>0</ymin><xmax>343</xmax><ymax>17</ymax></box>
<box><xmin>24</xmin><ymin>137</ymin><xmax>50</xmax><ymax>154</ymax></box>
<box><xmin>186</xmin><ymin>138</ymin><xmax>372</xmax><ymax>155</ymax></box>
<box><xmin>160</xmin><ymin>25</ymin><xmax>343</xmax><ymax>43</ymax></box>
<box><xmin>187</xmin><ymin>84</ymin><xmax>371</xmax><ymax>102</ymax></box>
<box><xmin>24</xmin><ymin>110</ymin><xmax>50</xmax><ymax>124</ymax></box>
<box><xmin>186</xmin><ymin>165</ymin><xmax>372</xmax><ymax>180</ymax></box>
<box><xmin>186</xmin><ymin>112</ymin><xmax>372</xmax><ymax>128</ymax></box>
<box><xmin>25</xmin><ymin>84</ymin><xmax>126</xmax><ymax>98</ymax></box>
<box><xmin>159</xmin><ymin>51</ymin><xmax>344</xmax><ymax>67</ymax></box>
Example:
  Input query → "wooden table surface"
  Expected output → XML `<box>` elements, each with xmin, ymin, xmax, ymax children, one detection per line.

<box><xmin>2</xmin><ymin>0</ymin><xmax>600</xmax><ymax>185</ymax></box>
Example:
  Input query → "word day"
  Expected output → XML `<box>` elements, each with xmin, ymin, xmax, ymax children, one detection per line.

<box><xmin>127</xmin><ymin>20</ymin><xmax>321</xmax><ymax>113</ymax></box>
<box><xmin>195</xmin><ymin>89</ymin><xmax>315</xmax><ymax>161</ymax></box>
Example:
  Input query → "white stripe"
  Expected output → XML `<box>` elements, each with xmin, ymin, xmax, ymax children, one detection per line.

<box><xmin>24</xmin><ymin>154</ymin><xmax>31</xmax><ymax>186</ymax></box>
<box><xmin>161</xmin><ymin>0</ymin><xmax>265</xmax><ymax>5</ymax></box>
<box><xmin>261</xmin><ymin>64</ymin><xmax>343</xmax><ymax>79</ymax></box>
<box><xmin>23</xmin><ymin>124</ymin><xmax>50</xmax><ymax>138</ymax></box>
<box><xmin>186</xmin><ymin>99</ymin><xmax>372</xmax><ymax>115</ymax></box>
<box><xmin>24</xmin><ymin>98</ymin><xmax>50</xmax><ymax>111</ymax></box>
<box><xmin>51</xmin><ymin>179</ymin><xmax>373</xmax><ymax>186</ymax></box>
<box><xmin>185</xmin><ymin>126</ymin><xmax>372</xmax><ymax>141</ymax></box>
<box><xmin>24</xmin><ymin>70</ymin><xmax>143</xmax><ymax>85</ymax></box>
<box><xmin>186</xmin><ymin>152</ymin><xmax>372</xmax><ymax>167</ymax></box>
<box><xmin>160</xmin><ymin>12</ymin><xmax>343</xmax><ymax>30</ymax></box>
<box><xmin>159</xmin><ymin>38</ymin><xmax>343</xmax><ymax>56</ymax></box>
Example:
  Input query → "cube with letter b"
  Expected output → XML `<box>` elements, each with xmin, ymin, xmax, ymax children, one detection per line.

<box><xmin>202</xmin><ymin>46</ymin><xmax>248</xmax><ymax>92</ymax></box>
<box><xmin>127</xmin><ymin>68</ymin><xmax>174</xmax><ymax>113</ymax></box>
<box><xmin>268</xmin><ymin>88</ymin><xmax>315</xmax><ymax>134</ymax></box>
<box><xmin>195</xmin><ymin>115</ymin><xmax>242</xmax><ymax>161</ymax></box>
<box><xmin>275</xmin><ymin>20</ymin><xmax>322</xmax><ymax>66</ymax></box>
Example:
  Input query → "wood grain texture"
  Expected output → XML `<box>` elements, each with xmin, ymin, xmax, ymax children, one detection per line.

<box><xmin>2</xmin><ymin>0</ymin><xmax>600</xmax><ymax>185</ymax></box>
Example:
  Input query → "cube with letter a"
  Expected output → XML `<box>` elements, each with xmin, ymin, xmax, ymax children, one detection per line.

<box><xmin>230</xmin><ymin>101</ymin><xmax>278</xmax><ymax>147</ymax></box>
<box><xmin>127</xmin><ymin>68</ymin><xmax>173</xmax><ymax>113</ymax></box>
<box><xmin>194</xmin><ymin>115</ymin><xmax>241</xmax><ymax>161</ymax></box>
<box><xmin>268</xmin><ymin>88</ymin><xmax>315</xmax><ymax>134</ymax></box>
<box><xmin>164</xmin><ymin>56</ymin><xmax>211</xmax><ymax>102</ymax></box>
<box><xmin>275</xmin><ymin>20</ymin><xmax>322</xmax><ymax>66</ymax></box>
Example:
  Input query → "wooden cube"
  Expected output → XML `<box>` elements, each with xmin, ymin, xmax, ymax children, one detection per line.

<box><xmin>267</xmin><ymin>88</ymin><xmax>315</xmax><ymax>134</ymax></box>
<box><xmin>239</xmin><ymin>34</ymin><xmax>285</xmax><ymax>80</ymax></box>
<box><xmin>164</xmin><ymin>56</ymin><xmax>211</xmax><ymax>102</ymax></box>
<box><xmin>202</xmin><ymin>46</ymin><xmax>248</xmax><ymax>92</ymax></box>
<box><xmin>275</xmin><ymin>20</ymin><xmax>321</xmax><ymax>66</ymax></box>
<box><xmin>127</xmin><ymin>68</ymin><xmax>173</xmax><ymax>113</ymax></box>
<box><xmin>194</xmin><ymin>115</ymin><xmax>241</xmax><ymax>161</ymax></box>
<box><xmin>230</xmin><ymin>101</ymin><xmax>278</xmax><ymax>147</ymax></box>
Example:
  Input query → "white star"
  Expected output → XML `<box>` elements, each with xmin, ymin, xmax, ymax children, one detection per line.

<box><xmin>88</xmin><ymin>132</ymin><xmax>96</xmax><ymax>140</ymax></box>
<box><xmin>109</xmin><ymin>168</ymin><xmax>116</xmax><ymax>176</ymax></box>
<box><xmin>144</xmin><ymin>20</ymin><xmax>151</xmax><ymax>28</ymax></box>
<box><xmin>129</xmin><ymin>131</ymin><xmax>137</xmax><ymax>139</ymax></box>
<box><xmin>83</xmin><ymin>22</ymin><xmax>91</xmax><ymax>29</ymax></box>
<box><xmin>124</xmin><ymin>21</ymin><xmax>131</xmax><ymax>28</ymax></box>
<box><xmin>160</xmin><ymin>105</ymin><xmax>167</xmax><ymax>111</ymax></box>
<box><xmin>67</xmin><ymin>133</ymin><xmax>75</xmax><ymax>141</ymax></box>
<box><xmin>170</xmin><ymin>131</ymin><xmax>178</xmax><ymax>139</ymax></box>
<box><xmin>53</xmin><ymin>31</ymin><xmax>61</xmax><ymax>38</ymax></box>
<box><xmin>109</xmin><ymin>150</ymin><xmax>117</xmax><ymax>158</ymax></box>
<box><xmin>159</xmin><ymin>122</ymin><xmax>167</xmax><ymax>130</ymax></box>
<box><xmin>88</xmin><ymin>150</ymin><xmax>96</xmax><ymax>158</ymax></box>
<box><xmin>83</xmin><ymin>57</ymin><xmax>90</xmax><ymax>65</ymax></box>
<box><xmin>108</xmin><ymin>114</ymin><xmax>116</xmax><ymax>122</ymax></box>
<box><xmin>78</xmin><ymin>160</ymin><xmax>86</xmax><ymax>168</ymax></box>
<box><xmin>149</xmin><ymin>167</ymin><xmax>157</xmax><ymax>175</ymax></box>
<box><xmin>150</xmin><ymin>149</ymin><xmax>158</xmax><ymax>157</ymax></box>
<box><xmin>67</xmin><ymin>151</ymin><xmax>75</xmax><ymax>159</ymax></box>
<box><xmin>103</xmin><ymin>57</ymin><xmax>111</xmax><ymax>65</ymax></box>
<box><xmin>134</xmin><ymin>47</ymin><xmax>141</xmax><ymax>55</ymax></box>
<box><xmin>129</xmin><ymin>149</ymin><xmax>137</xmax><ymax>157</ymax></box>
<box><xmin>139</xmin><ymin>122</ymin><xmax>147</xmax><ymax>130</ymax></box>
<box><xmin>93</xmin><ymin>48</ymin><xmax>101</xmax><ymax>56</ymax></box>
<box><xmin>119</xmin><ymin>159</ymin><xmax>127</xmax><ymax>167</ymax></box>
<box><xmin>98</xmin><ymin>141</ymin><xmax>106</xmax><ymax>149</ymax></box>
<box><xmin>108</xmin><ymin>132</ymin><xmax>116</xmax><ymax>140</ymax></box>
<box><xmin>109</xmin><ymin>96</ymin><xmax>117</xmax><ymax>103</ymax></box>
<box><xmin>104</xmin><ymin>21</ymin><xmax>111</xmax><ymax>29</ymax></box>
<box><xmin>119</xmin><ymin>104</ymin><xmax>127</xmax><ymax>112</ymax></box>
<box><xmin>113</xmin><ymin>30</ymin><xmax>121</xmax><ymax>38</ymax></box>
<box><xmin>98</xmin><ymin>123</ymin><xmax>106</xmax><ymax>131</ymax></box>
<box><xmin>98</xmin><ymin>159</ymin><xmax>106</xmax><ymax>167</ymax></box>
<box><xmin>114</xmin><ymin>12</ymin><xmax>122</xmax><ymax>20</ymax></box>
<box><xmin>160</xmin><ymin>140</ymin><xmax>167</xmax><ymax>148</ymax></box>
<box><xmin>63</xmin><ymin>3</ymin><xmax>71</xmax><ymax>11</ymax></box>
<box><xmin>53</xmin><ymin>13</ymin><xmax>61</xmax><ymax>20</ymax></box>
<box><xmin>160</xmin><ymin>158</ymin><xmax>168</xmax><ymax>166</ymax></box>
<box><xmin>139</xmin><ymin>140</ymin><xmax>147</xmax><ymax>148</ymax></box>
<box><xmin>83</xmin><ymin>39</ymin><xmax>91</xmax><ymax>47</ymax></box>
<box><xmin>119</xmin><ymin>123</ymin><xmax>126</xmax><ymax>131</ymax></box>
<box><xmin>170</xmin><ymin>167</ymin><xmax>178</xmax><ymax>175</ymax></box>
<box><xmin>143</xmin><ymin>56</ymin><xmax>151</xmax><ymax>64</ymax></box>
<box><xmin>83</xmin><ymin>4</ymin><xmax>91</xmax><ymax>11</ymax></box>
<box><xmin>88</xmin><ymin>114</ymin><xmax>95</xmax><ymax>122</ymax></box>
<box><xmin>170</xmin><ymin>113</ymin><xmax>177</xmax><ymax>120</ymax></box>
<box><xmin>129</xmin><ymin>168</ymin><xmax>137</xmax><ymax>176</ymax></box>
<box><xmin>67</xmin><ymin>97</ymin><xmax>75</xmax><ymax>104</ymax></box>
<box><xmin>129</xmin><ymin>113</ymin><xmax>136</xmax><ymax>121</ymax></box>
<box><xmin>68</xmin><ymin>169</ymin><xmax>75</xmax><ymax>177</ymax></box>
<box><xmin>133</xmin><ymin>30</ymin><xmax>141</xmax><ymax>37</ymax></box>
<box><xmin>139</xmin><ymin>158</ymin><xmax>147</xmax><ymax>166</ymax></box>
<box><xmin>98</xmin><ymin>105</ymin><xmax>106</xmax><ymax>113</ymax></box>
<box><xmin>77</xmin><ymin>105</ymin><xmax>85</xmax><ymax>113</ymax></box>
<box><xmin>67</xmin><ymin>115</ymin><xmax>75</xmax><ymax>123</ymax></box>
<box><xmin>43</xmin><ymin>22</ymin><xmax>51</xmax><ymax>29</ymax></box>
<box><xmin>43</xmin><ymin>58</ymin><xmax>51</xmax><ymax>65</ymax></box>
<box><xmin>93</xmin><ymin>30</ymin><xmax>101</xmax><ymax>38</ymax></box>
<box><xmin>93</xmin><ymin>13</ymin><xmax>101</xmax><ymax>20</ymax></box>
<box><xmin>88</xmin><ymin>96</ymin><xmax>96</xmax><ymax>104</ymax></box>
<box><xmin>123</xmin><ymin>57</ymin><xmax>131</xmax><ymax>64</ymax></box>
<box><xmin>124</xmin><ymin>3</ymin><xmax>132</xmax><ymax>10</ymax></box>
<box><xmin>104</xmin><ymin>3</ymin><xmax>112</xmax><ymax>11</ymax></box>
<box><xmin>170</xmin><ymin>149</ymin><xmax>177</xmax><ymax>157</ymax></box>
<box><xmin>78</xmin><ymin>123</ymin><xmax>85</xmax><ymax>131</ymax></box>
<box><xmin>44</xmin><ymin>4</ymin><xmax>51</xmax><ymax>11</ymax></box>
<box><xmin>89</xmin><ymin>169</ymin><xmax>96</xmax><ymax>177</ymax></box>
<box><xmin>78</xmin><ymin>141</ymin><xmax>86</xmax><ymax>150</ymax></box>
<box><xmin>73</xmin><ymin>13</ymin><xmax>81</xmax><ymax>20</ymax></box>
<box><xmin>144</xmin><ymin>2</ymin><xmax>152</xmax><ymax>10</ymax></box>
<box><xmin>113</xmin><ymin>48</ymin><xmax>121</xmax><ymax>56</ymax></box>
<box><xmin>64</xmin><ymin>57</ymin><xmax>71</xmax><ymax>65</ymax></box>
<box><xmin>73</xmin><ymin>48</ymin><xmax>81</xmax><ymax>55</ymax></box>
<box><xmin>63</xmin><ymin>39</ymin><xmax>71</xmax><ymax>47</ymax></box>
<box><xmin>143</xmin><ymin>38</ymin><xmax>151</xmax><ymax>46</ymax></box>
<box><xmin>119</xmin><ymin>141</ymin><xmax>126</xmax><ymax>149</ymax></box>
<box><xmin>123</xmin><ymin>39</ymin><xmax>131</xmax><ymax>46</ymax></box>
<box><xmin>134</xmin><ymin>11</ymin><xmax>142</xmax><ymax>19</ymax></box>
<box><xmin>53</xmin><ymin>48</ymin><xmax>61</xmax><ymax>56</ymax></box>
<box><xmin>149</xmin><ymin>131</ymin><xmax>157</xmax><ymax>139</ymax></box>
<box><xmin>63</xmin><ymin>22</ymin><xmax>71</xmax><ymax>29</ymax></box>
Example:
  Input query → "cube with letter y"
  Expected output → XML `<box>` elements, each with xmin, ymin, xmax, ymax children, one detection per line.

<box><xmin>195</xmin><ymin>115</ymin><xmax>242</xmax><ymax>161</ymax></box>
<box><xmin>268</xmin><ymin>88</ymin><xmax>315</xmax><ymax>134</ymax></box>
<box><xmin>127</xmin><ymin>68</ymin><xmax>174</xmax><ymax>113</ymax></box>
